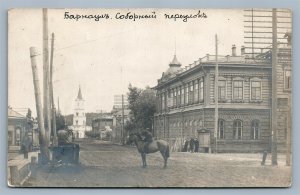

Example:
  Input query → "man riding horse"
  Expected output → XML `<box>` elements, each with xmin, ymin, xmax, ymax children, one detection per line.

<box><xmin>140</xmin><ymin>128</ymin><xmax>153</xmax><ymax>153</ymax></box>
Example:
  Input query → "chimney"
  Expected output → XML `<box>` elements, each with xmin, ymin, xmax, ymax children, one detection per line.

<box><xmin>232</xmin><ymin>44</ymin><xmax>236</xmax><ymax>56</ymax></box>
<box><xmin>206</xmin><ymin>54</ymin><xmax>210</xmax><ymax>61</ymax></box>
<box><xmin>241</xmin><ymin>46</ymin><xmax>245</xmax><ymax>55</ymax></box>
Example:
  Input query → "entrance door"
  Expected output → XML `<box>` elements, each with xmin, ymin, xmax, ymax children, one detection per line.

<box><xmin>198</xmin><ymin>132</ymin><xmax>210</xmax><ymax>153</ymax></box>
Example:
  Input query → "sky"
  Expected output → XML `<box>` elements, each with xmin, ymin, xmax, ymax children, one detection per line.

<box><xmin>8</xmin><ymin>8</ymin><xmax>244</xmax><ymax>116</ymax></box>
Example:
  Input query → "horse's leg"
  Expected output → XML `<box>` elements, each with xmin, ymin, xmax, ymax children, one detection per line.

<box><xmin>162</xmin><ymin>146</ymin><xmax>169</xmax><ymax>169</ymax></box>
<box><xmin>144</xmin><ymin>153</ymin><xmax>147</xmax><ymax>167</ymax></box>
<box><xmin>141</xmin><ymin>153</ymin><xmax>147</xmax><ymax>168</ymax></box>
<box><xmin>141</xmin><ymin>153</ymin><xmax>145</xmax><ymax>167</ymax></box>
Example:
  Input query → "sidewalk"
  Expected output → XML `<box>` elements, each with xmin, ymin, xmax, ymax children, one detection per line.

<box><xmin>178</xmin><ymin>151</ymin><xmax>289</xmax><ymax>166</ymax></box>
<box><xmin>7</xmin><ymin>151</ymin><xmax>39</xmax><ymax>186</ymax></box>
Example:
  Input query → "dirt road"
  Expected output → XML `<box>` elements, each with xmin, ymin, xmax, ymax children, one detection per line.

<box><xmin>24</xmin><ymin>139</ymin><xmax>291</xmax><ymax>187</ymax></box>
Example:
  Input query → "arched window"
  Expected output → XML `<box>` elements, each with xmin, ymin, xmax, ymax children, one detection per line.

<box><xmin>251</xmin><ymin>120</ymin><xmax>259</xmax><ymax>140</ymax></box>
<box><xmin>218</xmin><ymin>119</ymin><xmax>225</xmax><ymax>139</ymax></box>
<box><xmin>233</xmin><ymin>120</ymin><xmax>243</xmax><ymax>139</ymax></box>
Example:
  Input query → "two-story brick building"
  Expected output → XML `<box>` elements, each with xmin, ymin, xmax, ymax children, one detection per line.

<box><xmin>153</xmin><ymin>43</ymin><xmax>291</xmax><ymax>153</ymax></box>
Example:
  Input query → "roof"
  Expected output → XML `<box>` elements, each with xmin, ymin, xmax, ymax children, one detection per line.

<box><xmin>77</xmin><ymin>86</ymin><xmax>83</xmax><ymax>100</ymax></box>
<box><xmin>8</xmin><ymin>108</ymin><xmax>26</xmax><ymax>118</ymax></box>
<box><xmin>170</xmin><ymin>55</ymin><xmax>181</xmax><ymax>66</ymax></box>
<box><xmin>163</xmin><ymin>55</ymin><xmax>182</xmax><ymax>77</ymax></box>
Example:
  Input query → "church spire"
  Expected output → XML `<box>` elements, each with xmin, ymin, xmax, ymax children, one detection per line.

<box><xmin>77</xmin><ymin>85</ymin><xmax>83</xmax><ymax>100</ymax></box>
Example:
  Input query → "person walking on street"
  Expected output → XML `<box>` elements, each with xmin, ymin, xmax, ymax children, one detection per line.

<box><xmin>183</xmin><ymin>139</ymin><xmax>189</xmax><ymax>152</ymax></box>
<box><xmin>189</xmin><ymin>138</ymin><xmax>195</xmax><ymax>153</ymax></box>
<box><xmin>194</xmin><ymin>138</ymin><xmax>199</xmax><ymax>153</ymax></box>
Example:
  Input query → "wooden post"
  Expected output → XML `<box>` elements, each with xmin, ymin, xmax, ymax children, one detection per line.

<box><xmin>121</xmin><ymin>94</ymin><xmax>125</xmax><ymax>144</ymax></box>
<box><xmin>50</xmin><ymin>33</ymin><xmax>57</xmax><ymax>145</ymax></box>
<box><xmin>271</xmin><ymin>8</ymin><xmax>278</xmax><ymax>166</ymax></box>
<box><xmin>30</xmin><ymin>47</ymin><xmax>49</xmax><ymax>162</ymax></box>
<box><xmin>214</xmin><ymin>34</ymin><xmax>219</xmax><ymax>154</ymax></box>
<box><xmin>9</xmin><ymin>166</ymin><xmax>19</xmax><ymax>185</ymax></box>
<box><xmin>286</xmin><ymin>95</ymin><xmax>291</xmax><ymax>166</ymax></box>
<box><xmin>43</xmin><ymin>8</ymin><xmax>51</xmax><ymax>146</ymax></box>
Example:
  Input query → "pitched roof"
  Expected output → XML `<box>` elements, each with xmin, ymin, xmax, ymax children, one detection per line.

<box><xmin>8</xmin><ymin>108</ymin><xmax>26</xmax><ymax>118</ymax></box>
<box><xmin>77</xmin><ymin>86</ymin><xmax>83</xmax><ymax>100</ymax></box>
<box><xmin>170</xmin><ymin>55</ymin><xmax>181</xmax><ymax>66</ymax></box>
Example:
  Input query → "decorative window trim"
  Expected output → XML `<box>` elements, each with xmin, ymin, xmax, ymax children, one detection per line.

<box><xmin>250</xmin><ymin>77</ymin><xmax>262</xmax><ymax>101</ymax></box>
<box><xmin>233</xmin><ymin>119</ymin><xmax>243</xmax><ymax>140</ymax></box>
<box><xmin>284</xmin><ymin>68</ymin><xmax>291</xmax><ymax>91</ymax></box>
<box><xmin>251</xmin><ymin>120</ymin><xmax>260</xmax><ymax>140</ymax></box>
<box><xmin>218</xmin><ymin>119</ymin><xmax>225</xmax><ymax>139</ymax></box>
<box><xmin>218</xmin><ymin>77</ymin><xmax>227</xmax><ymax>101</ymax></box>
<box><xmin>232</xmin><ymin>78</ymin><xmax>244</xmax><ymax>101</ymax></box>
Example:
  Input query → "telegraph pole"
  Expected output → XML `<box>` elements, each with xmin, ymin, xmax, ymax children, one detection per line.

<box><xmin>271</xmin><ymin>8</ymin><xmax>278</xmax><ymax>166</ymax></box>
<box><xmin>30</xmin><ymin>47</ymin><xmax>49</xmax><ymax>161</ymax></box>
<box><xmin>43</xmin><ymin>8</ymin><xmax>51</xmax><ymax>146</ymax></box>
<box><xmin>214</xmin><ymin>34</ymin><xmax>219</xmax><ymax>154</ymax></box>
<box><xmin>121</xmin><ymin>94</ymin><xmax>125</xmax><ymax>144</ymax></box>
<box><xmin>50</xmin><ymin>32</ymin><xmax>57</xmax><ymax>145</ymax></box>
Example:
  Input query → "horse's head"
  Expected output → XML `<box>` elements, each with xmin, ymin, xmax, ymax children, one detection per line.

<box><xmin>127</xmin><ymin>133</ymin><xmax>142</xmax><ymax>144</ymax></box>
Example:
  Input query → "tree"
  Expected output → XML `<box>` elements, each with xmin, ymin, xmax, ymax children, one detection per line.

<box><xmin>56</xmin><ymin>114</ymin><xmax>66</xmax><ymax>131</ymax></box>
<box><xmin>127</xmin><ymin>84</ymin><xmax>156</xmax><ymax>133</ymax></box>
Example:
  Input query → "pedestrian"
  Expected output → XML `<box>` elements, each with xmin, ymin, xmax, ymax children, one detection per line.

<box><xmin>183</xmin><ymin>139</ymin><xmax>189</xmax><ymax>152</ymax></box>
<box><xmin>194</xmin><ymin>138</ymin><xmax>199</xmax><ymax>153</ymax></box>
<box><xmin>189</xmin><ymin>138</ymin><xmax>195</xmax><ymax>153</ymax></box>
<box><xmin>21</xmin><ymin>133</ymin><xmax>30</xmax><ymax>159</ymax></box>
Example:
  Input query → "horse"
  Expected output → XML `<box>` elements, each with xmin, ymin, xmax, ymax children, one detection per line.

<box><xmin>128</xmin><ymin>133</ymin><xmax>170</xmax><ymax>168</ymax></box>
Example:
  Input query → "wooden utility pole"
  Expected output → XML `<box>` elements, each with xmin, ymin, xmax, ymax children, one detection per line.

<box><xmin>30</xmin><ymin>47</ymin><xmax>49</xmax><ymax>161</ymax></box>
<box><xmin>50</xmin><ymin>32</ymin><xmax>57</xmax><ymax>145</ymax></box>
<box><xmin>271</xmin><ymin>8</ymin><xmax>278</xmax><ymax>166</ymax></box>
<box><xmin>121</xmin><ymin>94</ymin><xmax>125</xmax><ymax>144</ymax></box>
<box><xmin>214</xmin><ymin>34</ymin><xmax>219</xmax><ymax>154</ymax></box>
<box><xmin>43</xmin><ymin>8</ymin><xmax>51</xmax><ymax>145</ymax></box>
<box><xmin>286</xmin><ymin>94</ymin><xmax>291</xmax><ymax>166</ymax></box>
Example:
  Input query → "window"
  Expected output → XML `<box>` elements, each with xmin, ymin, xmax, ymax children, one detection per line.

<box><xmin>177</xmin><ymin>87</ymin><xmax>181</xmax><ymax>106</ymax></box>
<box><xmin>76</xmin><ymin>120</ymin><xmax>78</xmax><ymax>125</ymax></box>
<box><xmin>199</xmin><ymin>80</ymin><xmax>204</xmax><ymax>101</ymax></box>
<box><xmin>76</xmin><ymin>112</ymin><xmax>79</xmax><ymax>116</ymax></box>
<box><xmin>15</xmin><ymin>128</ymin><xmax>21</xmax><ymax>145</ymax></box>
<box><xmin>218</xmin><ymin>119</ymin><xmax>225</xmax><ymax>139</ymax></box>
<box><xmin>181</xmin><ymin>87</ymin><xmax>184</xmax><ymax>106</ymax></box>
<box><xmin>284</xmin><ymin>69</ymin><xmax>291</xmax><ymax>90</ymax></box>
<box><xmin>189</xmin><ymin>82</ymin><xmax>194</xmax><ymax>104</ymax></box>
<box><xmin>233</xmin><ymin>120</ymin><xmax>243</xmax><ymax>139</ymax></box>
<box><xmin>185</xmin><ymin>85</ymin><xmax>189</xmax><ymax>104</ymax></box>
<box><xmin>251</xmin><ymin>120</ymin><xmax>259</xmax><ymax>140</ymax></box>
<box><xmin>173</xmin><ymin>89</ymin><xmax>177</xmax><ymax>107</ymax></box>
<box><xmin>218</xmin><ymin>80</ymin><xmax>226</xmax><ymax>100</ymax></box>
<box><xmin>251</xmin><ymin>81</ymin><xmax>261</xmax><ymax>100</ymax></box>
<box><xmin>194</xmin><ymin>80</ymin><xmax>199</xmax><ymax>102</ymax></box>
<box><xmin>162</xmin><ymin>93</ymin><xmax>165</xmax><ymax>110</ymax></box>
<box><xmin>233</xmin><ymin>81</ymin><xmax>243</xmax><ymax>100</ymax></box>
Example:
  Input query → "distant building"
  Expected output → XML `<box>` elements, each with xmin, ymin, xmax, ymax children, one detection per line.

<box><xmin>92</xmin><ymin>117</ymin><xmax>113</xmax><ymax>139</ymax></box>
<box><xmin>112</xmin><ymin>109</ymin><xmax>130</xmax><ymax>143</ymax></box>
<box><xmin>70</xmin><ymin>86</ymin><xmax>92</xmax><ymax>138</ymax></box>
<box><xmin>153</xmin><ymin>43</ymin><xmax>291</xmax><ymax>153</ymax></box>
<box><xmin>8</xmin><ymin>107</ymin><xmax>33</xmax><ymax>152</ymax></box>
<box><xmin>112</xmin><ymin>95</ymin><xmax>129</xmax><ymax>111</ymax></box>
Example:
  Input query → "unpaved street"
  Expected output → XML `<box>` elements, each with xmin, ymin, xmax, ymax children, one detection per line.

<box><xmin>24</xmin><ymin>139</ymin><xmax>291</xmax><ymax>187</ymax></box>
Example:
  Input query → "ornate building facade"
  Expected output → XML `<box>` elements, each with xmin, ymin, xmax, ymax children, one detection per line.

<box><xmin>153</xmin><ymin>44</ymin><xmax>291</xmax><ymax>153</ymax></box>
